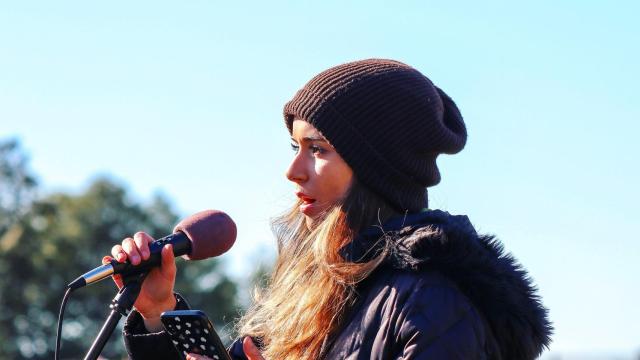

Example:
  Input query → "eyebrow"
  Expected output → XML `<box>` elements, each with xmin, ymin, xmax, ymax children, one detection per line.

<box><xmin>291</xmin><ymin>136</ymin><xmax>328</xmax><ymax>143</ymax></box>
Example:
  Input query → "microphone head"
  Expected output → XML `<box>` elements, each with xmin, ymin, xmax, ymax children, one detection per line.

<box><xmin>173</xmin><ymin>210</ymin><xmax>237</xmax><ymax>260</ymax></box>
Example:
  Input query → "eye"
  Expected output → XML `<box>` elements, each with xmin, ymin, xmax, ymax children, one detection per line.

<box><xmin>309</xmin><ymin>144</ymin><xmax>326</xmax><ymax>155</ymax></box>
<box><xmin>290</xmin><ymin>142</ymin><xmax>300</xmax><ymax>153</ymax></box>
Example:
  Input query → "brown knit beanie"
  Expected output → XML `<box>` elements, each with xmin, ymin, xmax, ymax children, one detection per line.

<box><xmin>283</xmin><ymin>59</ymin><xmax>467</xmax><ymax>213</ymax></box>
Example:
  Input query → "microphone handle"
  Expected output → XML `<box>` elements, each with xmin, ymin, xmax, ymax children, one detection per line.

<box><xmin>68</xmin><ymin>232</ymin><xmax>192</xmax><ymax>290</ymax></box>
<box><xmin>110</xmin><ymin>232</ymin><xmax>192</xmax><ymax>277</ymax></box>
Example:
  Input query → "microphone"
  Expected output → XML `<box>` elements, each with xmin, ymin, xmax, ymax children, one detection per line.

<box><xmin>67</xmin><ymin>210</ymin><xmax>236</xmax><ymax>290</ymax></box>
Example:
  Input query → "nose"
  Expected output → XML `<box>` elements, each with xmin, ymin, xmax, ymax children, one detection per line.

<box><xmin>286</xmin><ymin>151</ymin><xmax>308</xmax><ymax>183</ymax></box>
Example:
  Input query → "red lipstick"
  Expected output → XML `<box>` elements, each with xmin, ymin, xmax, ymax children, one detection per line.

<box><xmin>296</xmin><ymin>192</ymin><xmax>316</xmax><ymax>203</ymax></box>
<box><xmin>296</xmin><ymin>192</ymin><xmax>317</xmax><ymax>215</ymax></box>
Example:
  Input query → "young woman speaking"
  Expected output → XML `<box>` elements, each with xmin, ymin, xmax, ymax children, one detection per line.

<box><xmin>108</xmin><ymin>59</ymin><xmax>552</xmax><ymax>360</ymax></box>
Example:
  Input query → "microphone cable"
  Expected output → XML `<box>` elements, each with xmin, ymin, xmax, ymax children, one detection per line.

<box><xmin>55</xmin><ymin>287</ymin><xmax>73</xmax><ymax>360</ymax></box>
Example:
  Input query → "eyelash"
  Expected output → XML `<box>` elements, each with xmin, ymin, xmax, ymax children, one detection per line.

<box><xmin>310</xmin><ymin>145</ymin><xmax>325</xmax><ymax>154</ymax></box>
<box><xmin>290</xmin><ymin>143</ymin><xmax>325</xmax><ymax>155</ymax></box>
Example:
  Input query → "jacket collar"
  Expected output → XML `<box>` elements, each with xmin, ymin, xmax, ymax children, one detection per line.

<box><xmin>340</xmin><ymin>209</ymin><xmax>553</xmax><ymax>359</ymax></box>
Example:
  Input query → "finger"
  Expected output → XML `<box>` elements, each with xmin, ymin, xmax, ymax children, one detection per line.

<box><xmin>133</xmin><ymin>232</ymin><xmax>153</xmax><ymax>260</ymax></box>
<box><xmin>122</xmin><ymin>237</ymin><xmax>142</xmax><ymax>265</ymax></box>
<box><xmin>111</xmin><ymin>244</ymin><xmax>126</xmax><ymax>263</ymax></box>
<box><xmin>185</xmin><ymin>354</ymin><xmax>213</xmax><ymax>360</ymax></box>
<box><xmin>102</xmin><ymin>256</ymin><xmax>125</xmax><ymax>289</ymax></box>
<box><xmin>160</xmin><ymin>244</ymin><xmax>176</xmax><ymax>280</ymax></box>
<box><xmin>243</xmin><ymin>337</ymin><xmax>264</xmax><ymax>360</ymax></box>
<box><xmin>111</xmin><ymin>274</ymin><xmax>124</xmax><ymax>289</ymax></box>
<box><xmin>102</xmin><ymin>255</ymin><xmax>113</xmax><ymax>265</ymax></box>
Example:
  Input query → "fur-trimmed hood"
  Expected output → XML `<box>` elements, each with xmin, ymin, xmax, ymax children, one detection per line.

<box><xmin>342</xmin><ymin>209</ymin><xmax>553</xmax><ymax>359</ymax></box>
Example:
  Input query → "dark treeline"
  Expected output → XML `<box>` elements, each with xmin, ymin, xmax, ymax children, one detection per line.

<box><xmin>0</xmin><ymin>138</ymin><xmax>243</xmax><ymax>359</ymax></box>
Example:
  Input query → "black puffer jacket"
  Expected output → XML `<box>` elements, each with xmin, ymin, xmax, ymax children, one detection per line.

<box><xmin>124</xmin><ymin>210</ymin><xmax>552</xmax><ymax>359</ymax></box>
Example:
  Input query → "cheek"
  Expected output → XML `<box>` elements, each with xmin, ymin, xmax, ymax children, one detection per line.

<box><xmin>316</xmin><ymin>162</ymin><xmax>353</xmax><ymax>200</ymax></box>
<box><xmin>333</xmin><ymin>170</ymin><xmax>353</xmax><ymax>197</ymax></box>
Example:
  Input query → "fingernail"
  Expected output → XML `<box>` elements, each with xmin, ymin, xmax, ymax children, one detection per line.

<box><xmin>117</xmin><ymin>253</ymin><xmax>125</xmax><ymax>262</ymax></box>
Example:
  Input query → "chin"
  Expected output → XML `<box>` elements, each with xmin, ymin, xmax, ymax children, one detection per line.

<box><xmin>304</xmin><ymin>216</ymin><xmax>315</xmax><ymax>230</ymax></box>
<box><xmin>306</xmin><ymin>213</ymin><xmax>330</xmax><ymax>230</ymax></box>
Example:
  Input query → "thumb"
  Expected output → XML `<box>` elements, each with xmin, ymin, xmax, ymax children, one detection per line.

<box><xmin>243</xmin><ymin>337</ymin><xmax>265</xmax><ymax>360</ymax></box>
<box><xmin>103</xmin><ymin>256</ymin><xmax>124</xmax><ymax>289</ymax></box>
<box><xmin>160</xmin><ymin>244</ymin><xmax>176</xmax><ymax>280</ymax></box>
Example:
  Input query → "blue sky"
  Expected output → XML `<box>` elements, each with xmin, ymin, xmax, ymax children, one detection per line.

<box><xmin>1</xmin><ymin>1</ymin><xmax>639</xmax><ymax>357</ymax></box>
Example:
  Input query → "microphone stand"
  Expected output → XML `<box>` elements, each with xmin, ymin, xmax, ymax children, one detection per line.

<box><xmin>83</xmin><ymin>273</ymin><xmax>147</xmax><ymax>360</ymax></box>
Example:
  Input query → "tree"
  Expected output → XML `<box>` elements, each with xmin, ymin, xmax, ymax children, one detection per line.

<box><xmin>0</xmin><ymin>139</ymin><xmax>240</xmax><ymax>359</ymax></box>
<box><xmin>0</xmin><ymin>138</ymin><xmax>40</xmax><ymax>356</ymax></box>
<box><xmin>0</xmin><ymin>138</ymin><xmax>37</xmax><ymax>233</ymax></box>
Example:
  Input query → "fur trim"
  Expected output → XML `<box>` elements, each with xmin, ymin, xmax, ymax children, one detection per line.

<box><xmin>344</xmin><ymin>210</ymin><xmax>553</xmax><ymax>359</ymax></box>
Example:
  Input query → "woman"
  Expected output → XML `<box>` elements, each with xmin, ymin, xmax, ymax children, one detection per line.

<box><xmin>112</xmin><ymin>59</ymin><xmax>552</xmax><ymax>359</ymax></box>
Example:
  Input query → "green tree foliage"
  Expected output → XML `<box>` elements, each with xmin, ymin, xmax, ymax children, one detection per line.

<box><xmin>0</xmin><ymin>139</ymin><xmax>37</xmax><ymax>233</ymax></box>
<box><xmin>0</xmin><ymin>139</ymin><xmax>240</xmax><ymax>359</ymax></box>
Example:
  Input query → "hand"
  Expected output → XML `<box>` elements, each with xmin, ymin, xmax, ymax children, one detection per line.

<box><xmin>184</xmin><ymin>354</ymin><xmax>213</xmax><ymax>360</ymax></box>
<box><xmin>184</xmin><ymin>337</ymin><xmax>265</xmax><ymax>360</ymax></box>
<box><xmin>104</xmin><ymin>231</ymin><xmax>177</xmax><ymax>331</ymax></box>
<box><xmin>243</xmin><ymin>337</ymin><xmax>266</xmax><ymax>360</ymax></box>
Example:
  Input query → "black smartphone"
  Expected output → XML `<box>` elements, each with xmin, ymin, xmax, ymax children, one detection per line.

<box><xmin>160</xmin><ymin>310</ymin><xmax>231</xmax><ymax>360</ymax></box>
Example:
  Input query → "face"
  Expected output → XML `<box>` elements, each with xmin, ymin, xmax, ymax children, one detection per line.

<box><xmin>286</xmin><ymin>119</ymin><xmax>353</xmax><ymax>228</ymax></box>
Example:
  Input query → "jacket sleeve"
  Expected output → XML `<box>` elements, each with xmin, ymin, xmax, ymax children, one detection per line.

<box><xmin>397</xmin><ymin>284</ymin><xmax>488</xmax><ymax>360</ymax></box>
<box><xmin>122</xmin><ymin>293</ymin><xmax>190</xmax><ymax>360</ymax></box>
<box><xmin>227</xmin><ymin>337</ymin><xmax>248</xmax><ymax>360</ymax></box>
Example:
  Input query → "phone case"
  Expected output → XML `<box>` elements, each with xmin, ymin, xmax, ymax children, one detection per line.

<box><xmin>160</xmin><ymin>310</ymin><xmax>231</xmax><ymax>360</ymax></box>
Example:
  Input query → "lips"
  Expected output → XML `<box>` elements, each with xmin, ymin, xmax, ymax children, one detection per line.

<box><xmin>296</xmin><ymin>192</ymin><xmax>318</xmax><ymax>216</ymax></box>
<box><xmin>296</xmin><ymin>192</ymin><xmax>316</xmax><ymax>204</ymax></box>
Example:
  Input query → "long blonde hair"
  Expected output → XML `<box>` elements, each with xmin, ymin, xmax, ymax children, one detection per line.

<box><xmin>237</xmin><ymin>181</ymin><xmax>399</xmax><ymax>359</ymax></box>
